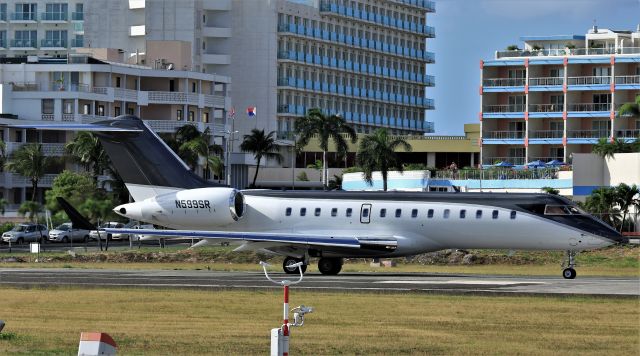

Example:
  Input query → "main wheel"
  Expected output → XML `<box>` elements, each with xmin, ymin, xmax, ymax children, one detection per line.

<box><xmin>283</xmin><ymin>257</ymin><xmax>307</xmax><ymax>274</ymax></box>
<box><xmin>318</xmin><ymin>257</ymin><xmax>343</xmax><ymax>275</ymax></box>
<box><xmin>562</xmin><ymin>268</ymin><xmax>576</xmax><ymax>279</ymax></box>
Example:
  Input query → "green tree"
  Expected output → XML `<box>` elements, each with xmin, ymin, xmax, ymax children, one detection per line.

<box><xmin>592</xmin><ymin>137</ymin><xmax>639</xmax><ymax>159</ymax></box>
<box><xmin>240</xmin><ymin>129</ymin><xmax>282</xmax><ymax>188</ymax></box>
<box><xmin>357</xmin><ymin>128</ymin><xmax>412</xmax><ymax>192</ymax></box>
<box><xmin>541</xmin><ymin>187</ymin><xmax>560</xmax><ymax>195</ymax></box>
<box><xmin>162</xmin><ymin>125</ymin><xmax>223</xmax><ymax>178</ymax></box>
<box><xmin>615</xmin><ymin>183</ymin><xmax>640</xmax><ymax>232</ymax></box>
<box><xmin>327</xmin><ymin>174</ymin><xmax>343</xmax><ymax>190</ymax></box>
<box><xmin>65</xmin><ymin>132</ymin><xmax>109</xmax><ymax>184</ymax></box>
<box><xmin>618</xmin><ymin>94</ymin><xmax>640</xmax><ymax>118</ymax></box>
<box><xmin>45</xmin><ymin>170</ymin><xmax>96</xmax><ymax>220</ymax></box>
<box><xmin>5</xmin><ymin>143</ymin><xmax>50</xmax><ymax>202</ymax></box>
<box><xmin>295</xmin><ymin>108</ymin><xmax>357</xmax><ymax>189</ymax></box>
<box><xmin>0</xmin><ymin>197</ymin><xmax>8</xmax><ymax>216</ymax></box>
<box><xmin>18</xmin><ymin>201</ymin><xmax>42</xmax><ymax>222</ymax></box>
<box><xmin>583</xmin><ymin>187</ymin><xmax>621</xmax><ymax>228</ymax></box>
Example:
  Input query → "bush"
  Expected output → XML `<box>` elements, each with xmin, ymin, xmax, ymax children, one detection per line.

<box><xmin>0</xmin><ymin>222</ymin><xmax>15</xmax><ymax>234</ymax></box>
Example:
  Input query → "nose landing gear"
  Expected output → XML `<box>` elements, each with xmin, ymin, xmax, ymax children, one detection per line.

<box><xmin>562</xmin><ymin>250</ymin><xmax>577</xmax><ymax>279</ymax></box>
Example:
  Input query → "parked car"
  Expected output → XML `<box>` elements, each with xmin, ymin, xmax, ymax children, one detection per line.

<box><xmin>48</xmin><ymin>223</ymin><xmax>91</xmax><ymax>243</ymax></box>
<box><xmin>2</xmin><ymin>224</ymin><xmax>49</xmax><ymax>244</ymax></box>
<box><xmin>89</xmin><ymin>222</ymin><xmax>130</xmax><ymax>241</ymax></box>
<box><xmin>130</xmin><ymin>224</ymin><xmax>156</xmax><ymax>241</ymax></box>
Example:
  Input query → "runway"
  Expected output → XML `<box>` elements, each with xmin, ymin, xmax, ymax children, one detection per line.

<box><xmin>0</xmin><ymin>268</ymin><xmax>638</xmax><ymax>297</ymax></box>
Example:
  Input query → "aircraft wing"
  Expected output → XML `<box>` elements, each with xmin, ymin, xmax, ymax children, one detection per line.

<box><xmin>104</xmin><ymin>228</ymin><xmax>398</xmax><ymax>251</ymax></box>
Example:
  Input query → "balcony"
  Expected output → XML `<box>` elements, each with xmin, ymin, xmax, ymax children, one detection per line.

<box><xmin>483</xmin><ymin>78</ymin><xmax>525</xmax><ymax>87</ymax></box>
<box><xmin>567</xmin><ymin>76</ymin><xmax>611</xmax><ymax>86</ymax></box>
<box><xmin>10</xmin><ymin>39</ymin><xmax>37</xmax><ymax>48</ymax></box>
<box><xmin>202</xmin><ymin>53</ymin><xmax>231</xmax><ymax>65</ymax></box>
<box><xmin>203</xmin><ymin>0</ymin><xmax>231</xmax><ymax>11</ymax></box>
<box><xmin>528</xmin><ymin>104</ymin><xmax>564</xmax><ymax>113</ymax></box>
<box><xmin>71</xmin><ymin>38</ymin><xmax>84</xmax><ymax>47</ymax></box>
<box><xmin>616</xmin><ymin>129</ymin><xmax>640</xmax><ymax>139</ymax></box>
<box><xmin>483</xmin><ymin>104</ymin><xmax>525</xmax><ymax>113</ymax></box>
<box><xmin>41</xmin><ymin>39</ymin><xmax>67</xmax><ymax>48</ymax></box>
<box><xmin>567</xmin><ymin>130</ymin><xmax>608</xmax><ymax>139</ymax></box>
<box><xmin>567</xmin><ymin>103</ymin><xmax>610</xmax><ymax>112</ymax></box>
<box><xmin>71</xmin><ymin>12</ymin><xmax>83</xmax><ymax>21</ymax></box>
<box><xmin>202</xmin><ymin>26</ymin><xmax>231</xmax><ymax>38</ymax></box>
<box><xmin>529</xmin><ymin>77</ymin><xmax>563</xmax><ymax>86</ymax></box>
<box><xmin>10</xmin><ymin>12</ymin><xmax>36</xmax><ymax>21</ymax></box>
<box><xmin>529</xmin><ymin>130</ymin><xmax>563</xmax><ymax>139</ymax></box>
<box><xmin>143</xmin><ymin>120</ymin><xmax>225</xmax><ymax>134</ymax></box>
<box><xmin>390</xmin><ymin>0</ymin><xmax>435</xmax><ymax>11</ymax></box>
<box><xmin>41</xmin><ymin>12</ymin><xmax>68</xmax><ymax>21</ymax></box>
<box><xmin>483</xmin><ymin>131</ymin><xmax>525</xmax><ymax>139</ymax></box>
<box><xmin>495</xmin><ymin>47</ymin><xmax>640</xmax><ymax>59</ymax></box>
<box><xmin>0</xmin><ymin>12</ymin><xmax>6</xmax><ymax>21</ymax></box>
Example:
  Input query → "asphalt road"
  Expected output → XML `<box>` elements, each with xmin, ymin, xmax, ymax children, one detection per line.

<box><xmin>0</xmin><ymin>268</ymin><xmax>637</xmax><ymax>297</ymax></box>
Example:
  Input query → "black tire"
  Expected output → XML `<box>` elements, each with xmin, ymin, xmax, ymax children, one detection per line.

<box><xmin>318</xmin><ymin>258</ymin><xmax>343</xmax><ymax>275</ymax></box>
<box><xmin>562</xmin><ymin>268</ymin><xmax>577</xmax><ymax>279</ymax></box>
<box><xmin>83</xmin><ymin>235</ymin><xmax>89</xmax><ymax>243</ymax></box>
<box><xmin>62</xmin><ymin>236</ymin><xmax>69</xmax><ymax>243</ymax></box>
<box><xmin>283</xmin><ymin>257</ymin><xmax>307</xmax><ymax>274</ymax></box>
<box><xmin>16</xmin><ymin>237</ymin><xmax>24</xmax><ymax>245</ymax></box>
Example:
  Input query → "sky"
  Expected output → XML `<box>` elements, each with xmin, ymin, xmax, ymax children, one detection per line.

<box><xmin>426</xmin><ymin>0</ymin><xmax>640</xmax><ymax>134</ymax></box>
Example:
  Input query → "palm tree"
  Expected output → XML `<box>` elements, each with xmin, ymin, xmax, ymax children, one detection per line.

<box><xmin>240</xmin><ymin>129</ymin><xmax>282</xmax><ymax>188</ymax></box>
<box><xmin>357</xmin><ymin>128</ymin><xmax>412</xmax><ymax>192</ymax></box>
<box><xmin>618</xmin><ymin>94</ymin><xmax>640</xmax><ymax>118</ymax></box>
<box><xmin>295</xmin><ymin>108</ymin><xmax>357</xmax><ymax>189</ymax></box>
<box><xmin>5</xmin><ymin>143</ymin><xmax>50</xmax><ymax>202</ymax></box>
<box><xmin>65</xmin><ymin>132</ymin><xmax>109</xmax><ymax>184</ymax></box>
<box><xmin>615</xmin><ymin>183</ymin><xmax>640</xmax><ymax>232</ymax></box>
<box><xmin>18</xmin><ymin>201</ymin><xmax>42</xmax><ymax>222</ymax></box>
<box><xmin>583</xmin><ymin>187</ymin><xmax>621</xmax><ymax>228</ymax></box>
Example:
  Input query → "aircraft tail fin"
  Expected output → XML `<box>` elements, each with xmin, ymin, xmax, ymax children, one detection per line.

<box><xmin>56</xmin><ymin>197</ymin><xmax>96</xmax><ymax>230</ymax></box>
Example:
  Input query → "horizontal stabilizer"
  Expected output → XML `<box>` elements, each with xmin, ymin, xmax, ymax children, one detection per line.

<box><xmin>105</xmin><ymin>228</ymin><xmax>362</xmax><ymax>249</ymax></box>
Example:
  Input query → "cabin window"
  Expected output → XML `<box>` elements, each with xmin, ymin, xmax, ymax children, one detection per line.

<box><xmin>315</xmin><ymin>208</ymin><xmax>321</xmax><ymax>216</ymax></box>
<box><xmin>300</xmin><ymin>208</ymin><xmax>307</xmax><ymax>216</ymax></box>
<box><xmin>285</xmin><ymin>207</ymin><xmax>292</xmax><ymax>216</ymax></box>
<box><xmin>427</xmin><ymin>209</ymin><xmax>434</xmax><ymax>218</ymax></box>
<box><xmin>443</xmin><ymin>209</ymin><xmax>450</xmax><ymax>219</ymax></box>
<box><xmin>346</xmin><ymin>208</ymin><xmax>353</xmax><ymax>217</ymax></box>
<box><xmin>395</xmin><ymin>209</ymin><xmax>402</xmax><ymax>218</ymax></box>
<box><xmin>411</xmin><ymin>209</ymin><xmax>418</xmax><ymax>218</ymax></box>
<box><xmin>460</xmin><ymin>210</ymin><xmax>466</xmax><ymax>219</ymax></box>
<box><xmin>362</xmin><ymin>208</ymin><xmax>369</xmax><ymax>218</ymax></box>
<box><xmin>510</xmin><ymin>211</ymin><xmax>517</xmax><ymax>219</ymax></box>
<box><xmin>380</xmin><ymin>208</ymin><xmax>386</xmax><ymax>217</ymax></box>
<box><xmin>492</xmin><ymin>210</ymin><xmax>499</xmax><ymax>219</ymax></box>
<box><xmin>331</xmin><ymin>208</ymin><xmax>338</xmax><ymax>217</ymax></box>
<box><xmin>476</xmin><ymin>210</ymin><xmax>482</xmax><ymax>219</ymax></box>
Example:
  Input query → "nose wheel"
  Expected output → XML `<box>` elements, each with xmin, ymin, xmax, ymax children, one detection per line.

<box><xmin>562</xmin><ymin>250</ymin><xmax>577</xmax><ymax>279</ymax></box>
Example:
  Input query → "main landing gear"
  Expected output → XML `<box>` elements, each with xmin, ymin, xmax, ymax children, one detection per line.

<box><xmin>562</xmin><ymin>250</ymin><xmax>577</xmax><ymax>279</ymax></box>
<box><xmin>282</xmin><ymin>256</ymin><xmax>344</xmax><ymax>275</ymax></box>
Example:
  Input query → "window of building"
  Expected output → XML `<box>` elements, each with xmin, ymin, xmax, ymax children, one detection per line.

<box><xmin>82</xmin><ymin>104</ymin><xmax>90</xmax><ymax>115</ymax></box>
<box><xmin>115</xmin><ymin>77</ymin><xmax>121</xmax><ymax>88</ymax></box>
<box><xmin>41</xmin><ymin>99</ymin><xmax>54</xmax><ymax>114</ymax></box>
<box><xmin>315</xmin><ymin>208</ymin><xmax>321</xmax><ymax>216</ymax></box>
<box><xmin>510</xmin><ymin>211</ymin><xmax>517</xmax><ymax>219</ymax></box>
<box><xmin>188</xmin><ymin>111</ymin><xmax>195</xmax><ymax>122</ymax></box>
<box><xmin>127</xmin><ymin>107</ymin><xmax>134</xmax><ymax>115</ymax></box>
<box><xmin>331</xmin><ymin>208</ymin><xmax>337</xmax><ymax>217</ymax></box>
<box><xmin>427</xmin><ymin>209</ymin><xmax>434</xmax><ymax>218</ymax></box>
<box><xmin>460</xmin><ymin>210</ymin><xmax>466</xmax><ymax>219</ymax></box>
<box><xmin>395</xmin><ymin>209</ymin><xmax>402</xmax><ymax>218</ymax></box>
<box><xmin>346</xmin><ymin>208</ymin><xmax>352</xmax><ymax>217</ymax></box>
<box><xmin>443</xmin><ymin>209</ymin><xmax>450</xmax><ymax>219</ymax></box>
<box><xmin>476</xmin><ymin>210</ymin><xmax>482</xmax><ymax>219</ymax></box>
<box><xmin>14</xmin><ymin>3</ymin><xmax>36</xmax><ymax>20</ymax></box>
<box><xmin>380</xmin><ymin>208</ymin><xmax>386</xmax><ymax>218</ymax></box>
<box><xmin>411</xmin><ymin>209</ymin><xmax>418</xmax><ymax>218</ymax></box>
<box><xmin>176</xmin><ymin>109</ymin><xmax>183</xmax><ymax>121</ymax></box>
<box><xmin>285</xmin><ymin>207</ymin><xmax>292</xmax><ymax>216</ymax></box>
<box><xmin>0</xmin><ymin>4</ymin><xmax>6</xmax><ymax>21</ymax></box>
<box><xmin>192</xmin><ymin>82</ymin><xmax>197</xmax><ymax>93</ymax></box>
<box><xmin>97</xmin><ymin>105</ymin><xmax>105</xmax><ymax>116</ymax></box>
<box><xmin>45</xmin><ymin>30</ymin><xmax>68</xmax><ymax>47</ymax></box>
<box><xmin>202</xmin><ymin>112</ymin><xmax>209</xmax><ymax>123</ymax></box>
<box><xmin>300</xmin><ymin>207</ymin><xmax>306</xmax><ymax>216</ymax></box>
<box><xmin>114</xmin><ymin>106</ymin><xmax>121</xmax><ymax>116</ymax></box>
<box><xmin>63</xmin><ymin>100</ymin><xmax>73</xmax><ymax>114</ymax></box>
<box><xmin>14</xmin><ymin>30</ymin><xmax>37</xmax><ymax>47</ymax></box>
<box><xmin>45</xmin><ymin>3</ymin><xmax>67</xmax><ymax>20</ymax></box>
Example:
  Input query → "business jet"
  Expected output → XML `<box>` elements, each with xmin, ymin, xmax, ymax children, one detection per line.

<box><xmin>9</xmin><ymin>116</ymin><xmax>626</xmax><ymax>279</ymax></box>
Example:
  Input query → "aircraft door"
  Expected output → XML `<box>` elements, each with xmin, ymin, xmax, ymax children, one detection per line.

<box><xmin>360</xmin><ymin>204</ymin><xmax>372</xmax><ymax>224</ymax></box>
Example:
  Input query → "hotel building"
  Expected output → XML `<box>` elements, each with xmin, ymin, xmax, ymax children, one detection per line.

<box><xmin>480</xmin><ymin>27</ymin><xmax>640</xmax><ymax>166</ymax></box>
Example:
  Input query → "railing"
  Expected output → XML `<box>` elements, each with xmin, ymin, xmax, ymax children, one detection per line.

<box><xmin>480</xmin><ymin>157</ymin><xmax>527</xmax><ymax>165</ymax></box>
<box><xmin>567</xmin><ymin>129</ymin><xmax>608</xmax><ymax>138</ymax></box>
<box><xmin>62</xmin><ymin>113</ymin><xmax>75</xmax><ymax>121</ymax></box>
<box><xmin>529</xmin><ymin>77</ymin><xmax>563</xmax><ymax>86</ymax></box>
<box><xmin>10</xmin><ymin>39</ymin><xmax>37</xmax><ymax>47</ymax></box>
<box><xmin>616</xmin><ymin>129</ymin><xmax>640</xmax><ymax>138</ymax></box>
<box><xmin>483</xmin><ymin>104</ymin><xmax>525</xmax><ymax>113</ymax></box>
<box><xmin>389</xmin><ymin>0</ymin><xmax>435</xmax><ymax>11</ymax></box>
<box><xmin>114</xmin><ymin>88</ymin><xmax>138</xmax><ymax>101</ymax></box>
<box><xmin>482</xmin><ymin>78</ymin><xmax>525</xmax><ymax>87</ymax></box>
<box><xmin>434</xmin><ymin>169</ymin><xmax>560</xmax><ymax>180</ymax></box>
<box><xmin>567</xmin><ymin>103</ymin><xmax>610</xmax><ymax>112</ymax></box>
<box><xmin>71</xmin><ymin>12</ymin><xmax>83</xmax><ymax>21</ymax></box>
<box><xmin>529</xmin><ymin>130</ymin><xmax>563</xmax><ymax>139</ymax></box>
<box><xmin>483</xmin><ymin>131</ymin><xmax>525</xmax><ymax>139</ymax></box>
<box><xmin>204</xmin><ymin>94</ymin><xmax>225</xmax><ymax>107</ymax></box>
<box><xmin>92</xmin><ymin>87</ymin><xmax>108</xmax><ymax>95</ymax></box>
<box><xmin>528</xmin><ymin>103</ymin><xmax>564</xmax><ymax>112</ymax></box>
<box><xmin>41</xmin><ymin>114</ymin><xmax>54</xmax><ymax>121</ymax></box>
<box><xmin>148</xmin><ymin>91</ymin><xmax>197</xmax><ymax>104</ymax></box>
<box><xmin>41</xmin><ymin>12</ymin><xmax>68</xmax><ymax>21</ymax></box>
<box><xmin>10</xmin><ymin>82</ymin><xmax>39</xmax><ymax>91</ymax></box>
<box><xmin>41</xmin><ymin>39</ymin><xmax>67</xmax><ymax>48</ymax></box>
<box><xmin>10</xmin><ymin>12</ymin><xmax>36</xmax><ymax>21</ymax></box>
<box><xmin>615</xmin><ymin>75</ymin><xmax>640</xmax><ymax>84</ymax></box>
<box><xmin>495</xmin><ymin>47</ymin><xmax>640</xmax><ymax>58</ymax></box>
<box><xmin>567</xmin><ymin>76</ymin><xmax>611</xmax><ymax>85</ymax></box>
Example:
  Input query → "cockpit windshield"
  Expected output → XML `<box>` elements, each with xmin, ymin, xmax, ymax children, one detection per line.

<box><xmin>544</xmin><ymin>205</ymin><xmax>585</xmax><ymax>215</ymax></box>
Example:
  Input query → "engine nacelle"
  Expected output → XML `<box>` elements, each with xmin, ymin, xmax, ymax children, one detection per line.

<box><xmin>114</xmin><ymin>187</ymin><xmax>245</xmax><ymax>229</ymax></box>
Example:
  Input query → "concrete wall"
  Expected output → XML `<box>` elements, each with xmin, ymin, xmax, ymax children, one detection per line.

<box><xmin>146</xmin><ymin>41</ymin><xmax>193</xmax><ymax>71</ymax></box>
<box><xmin>572</xmin><ymin>152</ymin><xmax>640</xmax><ymax>197</ymax></box>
